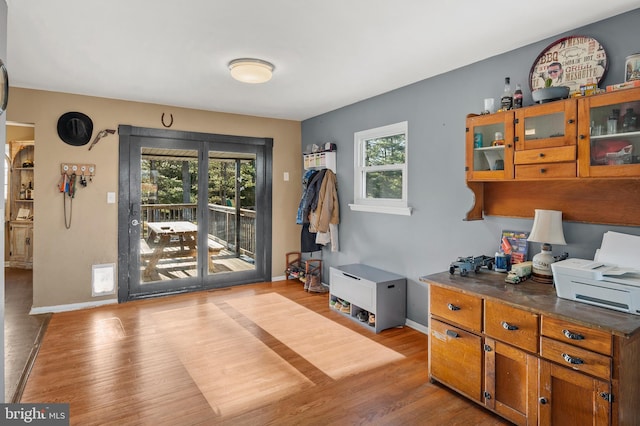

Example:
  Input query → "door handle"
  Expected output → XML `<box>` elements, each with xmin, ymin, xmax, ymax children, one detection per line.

<box><xmin>131</xmin><ymin>219</ymin><xmax>140</xmax><ymax>226</ymax></box>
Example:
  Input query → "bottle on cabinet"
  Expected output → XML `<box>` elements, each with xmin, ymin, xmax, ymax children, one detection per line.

<box><xmin>622</xmin><ymin>108</ymin><xmax>638</xmax><ymax>132</ymax></box>
<box><xmin>19</xmin><ymin>184</ymin><xmax>26</xmax><ymax>200</ymax></box>
<box><xmin>26</xmin><ymin>181</ymin><xmax>33</xmax><ymax>200</ymax></box>
<box><xmin>513</xmin><ymin>83</ymin><xmax>523</xmax><ymax>109</ymax></box>
<box><xmin>500</xmin><ymin>77</ymin><xmax>513</xmax><ymax>111</ymax></box>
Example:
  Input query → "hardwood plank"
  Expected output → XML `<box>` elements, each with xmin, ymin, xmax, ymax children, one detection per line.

<box><xmin>21</xmin><ymin>280</ymin><xmax>509</xmax><ymax>425</ymax></box>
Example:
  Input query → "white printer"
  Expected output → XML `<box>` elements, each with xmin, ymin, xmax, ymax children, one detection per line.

<box><xmin>552</xmin><ymin>231</ymin><xmax>640</xmax><ymax>315</ymax></box>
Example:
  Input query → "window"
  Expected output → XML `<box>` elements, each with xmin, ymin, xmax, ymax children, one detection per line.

<box><xmin>349</xmin><ymin>121</ymin><xmax>411</xmax><ymax>215</ymax></box>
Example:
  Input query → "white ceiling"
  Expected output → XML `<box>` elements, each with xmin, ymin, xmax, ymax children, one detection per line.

<box><xmin>5</xmin><ymin>1</ymin><xmax>639</xmax><ymax>121</ymax></box>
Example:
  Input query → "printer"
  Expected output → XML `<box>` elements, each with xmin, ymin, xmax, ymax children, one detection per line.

<box><xmin>551</xmin><ymin>231</ymin><xmax>640</xmax><ymax>315</ymax></box>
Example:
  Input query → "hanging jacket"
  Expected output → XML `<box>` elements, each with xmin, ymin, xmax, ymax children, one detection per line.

<box><xmin>300</xmin><ymin>169</ymin><xmax>326</xmax><ymax>224</ymax></box>
<box><xmin>295</xmin><ymin>169</ymin><xmax>318</xmax><ymax>224</ymax></box>
<box><xmin>309</xmin><ymin>169</ymin><xmax>339</xmax><ymax>233</ymax></box>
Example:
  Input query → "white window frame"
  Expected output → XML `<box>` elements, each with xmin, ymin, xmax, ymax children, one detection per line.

<box><xmin>349</xmin><ymin>121</ymin><xmax>412</xmax><ymax>216</ymax></box>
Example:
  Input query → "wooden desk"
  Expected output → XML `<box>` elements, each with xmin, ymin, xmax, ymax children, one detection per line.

<box><xmin>143</xmin><ymin>221</ymin><xmax>198</xmax><ymax>280</ymax></box>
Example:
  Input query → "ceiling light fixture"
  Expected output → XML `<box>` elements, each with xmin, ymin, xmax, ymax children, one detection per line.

<box><xmin>228</xmin><ymin>58</ymin><xmax>274</xmax><ymax>84</ymax></box>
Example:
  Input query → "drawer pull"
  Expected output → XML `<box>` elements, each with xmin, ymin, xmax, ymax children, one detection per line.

<box><xmin>447</xmin><ymin>303</ymin><xmax>460</xmax><ymax>311</ymax></box>
<box><xmin>387</xmin><ymin>284</ymin><xmax>395</xmax><ymax>289</ymax></box>
<box><xmin>539</xmin><ymin>168</ymin><xmax>547</xmax><ymax>174</ymax></box>
<box><xmin>539</xmin><ymin>397</ymin><xmax>548</xmax><ymax>405</ymax></box>
<box><xmin>539</xmin><ymin>153</ymin><xmax>545</xmax><ymax>158</ymax></box>
<box><xmin>563</xmin><ymin>329</ymin><xmax>584</xmax><ymax>340</ymax></box>
<box><xmin>446</xmin><ymin>330</ymin><xmax>459</xmax><ymax>338</ymax></box>
<box><xmin>342</xmin><ymin>273</ymin><xmax>361</xmax><ymax>280</ymax></box>
<box><xmin>562</xmin><ymin>353</ymin><xmax>584</xmax><ymax>365</ymax></box>
<box><xmin>501</xmin><ymin>321</ymin><xmax>518</xmax><ymax>331</ymax></box>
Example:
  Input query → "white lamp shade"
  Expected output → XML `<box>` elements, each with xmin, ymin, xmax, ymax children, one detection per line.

<box><xmin>229</xmin><ymin>58</ymin><xmax>274</xmax><ymax>84</ymax></box>
<box><xmin>527</xmin><ymin>209</ymin><xmax>567</xmax><ymax>245</ymax></box>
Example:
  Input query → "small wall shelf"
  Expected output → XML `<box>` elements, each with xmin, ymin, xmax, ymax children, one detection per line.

<box><xmin>303</xmin><ymin>151</ymin><xmax>336</xmax><ymax>173</ymax></box>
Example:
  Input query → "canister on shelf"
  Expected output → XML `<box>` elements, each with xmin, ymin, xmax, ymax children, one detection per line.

<box><xmin>474</xmin><ymin>133</ymin><xmax>483</xmax><ymax>148</ymax></box>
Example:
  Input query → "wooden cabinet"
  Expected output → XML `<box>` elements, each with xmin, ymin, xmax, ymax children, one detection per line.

<box><xmin>464</xmin><ymin>88</ymin><xmax>640</xmax><ymax>226</ymax></box>
<box><xmin>539</xmin><ymin>360</ymin><xmax>610</xmax><ymax>426</ymax></box>
<box><xmin>329</xmin><ymin>264</ymin><xmax>406</xmax><ymax>333</ymax></box>
<box><xmin>577</xmin><ymin>88</ymin><xmax>640</xmax><ymax>178</ymax></box>
<box><xmin>429</xmin><ymin>318</ymin><xmax>482</xmax><ymax>401</ymax></box>
<box><xmin>9</xmin><ymin>221</ymin><xmax>33</xmax><ymax>268</ymax></box>
<box><xmin>422</xmin><ymin>271</ymin><xmax>640</xmax><ymax>426</ymax></box>
<box><xmin>9</xmin><ymin>141</ymin><xmax>34</xmax><ymax>269</ymax></box>
<box><xmin>465</xmin><ymin>111</ymin><xmax>514</xmax><ymax>180</ymax></box>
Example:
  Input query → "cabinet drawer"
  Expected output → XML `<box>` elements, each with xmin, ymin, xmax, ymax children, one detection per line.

<box><xmin>541</xmin><ymin>316</ymin><xmax>612</xmax><ymax>356</ymax></box>
<box><xmin>540</xmin><ymin>337</ymin><xmax>611</xmax><ymax>380</ymax></box>
<box><xmin>430</xmin><ymin>286</ymin><xmax>482</xmax><ymax>333</ymax></box>
<box><xmin>429</xmin><ymin>319</ymin><xmax>482</xmax><ymax>402</ymax></box>
<box><xmin>330</xmin><ymin>268</ymin><xmax>374</xmax><ymax>312</ymax></box>
<box><xmin>515</xmin><ymin>162</ymin><xmax>576</xmax><ymax>179</ymax></box>
<box><xmin>484</xmin><ymin>300</ymin><xmax>539</xmax><ymax>353</ymax></box>
<box><xmin>514</xmin><ymin>145</ymin><xmax>576</xmax><ymax>165</ymax></box>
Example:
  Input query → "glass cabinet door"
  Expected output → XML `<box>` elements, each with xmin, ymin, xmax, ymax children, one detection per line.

<box><xmin>578</xmin><ymin>87</ymin><xmax>640</xmax><ymax>177</ymax></box>
<box><xmin>515</xmin><ymin>98</ymin><xmax>577</xmax><ymax>151</ymax></box>
<box><xmin>466</xmin><ymin>111</ymin><xmax>514</xmax><ymax>181</ymax></box>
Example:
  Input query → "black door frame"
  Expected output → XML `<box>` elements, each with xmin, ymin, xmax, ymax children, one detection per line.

<box><xmin>117</xmin><ymin>125</ymin><xmax>272</xmax><ymax>302</ymax></box>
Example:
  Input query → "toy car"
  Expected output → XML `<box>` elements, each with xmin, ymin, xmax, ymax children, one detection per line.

<box><xmin>449</xmin><ymin>255</ymin><xmax>494</xmax><ymax>276</ymax></box>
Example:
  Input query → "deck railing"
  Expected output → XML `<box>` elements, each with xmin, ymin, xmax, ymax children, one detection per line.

<box><xmin>140</xmin><ymin>203</ymin><xmax>255</xmax><ymax>258</ymax></box>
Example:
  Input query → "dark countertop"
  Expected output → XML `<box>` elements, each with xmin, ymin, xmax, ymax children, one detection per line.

<box><xmin>420</xmin><ymin>270</ymin><xmax>640</xmax><ymax>338</ymax></box>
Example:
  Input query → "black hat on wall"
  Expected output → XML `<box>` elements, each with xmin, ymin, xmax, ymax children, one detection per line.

<box><xmin>57</xmin><ymin>112</ymin><xmax>93</xmax><ymax>146</ymax></box>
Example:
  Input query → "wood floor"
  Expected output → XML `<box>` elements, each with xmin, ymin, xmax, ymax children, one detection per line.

<box><xmin>21</xmin><ymin>280</ymin><xmax>510</xmax><ymax>425</ymax></box>
<box><xmin>4</xmin><ymin>267</ymin><xmax>49</xmax><ymax>403</ymax></box>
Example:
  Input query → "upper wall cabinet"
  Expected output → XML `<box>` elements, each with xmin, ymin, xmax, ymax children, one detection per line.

<box><xmin>577</xmin><ymin>88</ymin><xmax>640</xmax><ymax>178</ymax></box>
<box><xmin>465</xmin><ymin>87</ymin><xmax>640</xmax><ymax>226</ymax></box>
<box><xmin>465</xmin><ymin>111</ymin><xmax>514</xmax><ymax>181</ymax></box>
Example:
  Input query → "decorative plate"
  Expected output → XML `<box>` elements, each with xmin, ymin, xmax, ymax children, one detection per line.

<box><xmin>529</xmin><ymin>35</ymin><xmax>608</xmax><ymax>95</ymax></box>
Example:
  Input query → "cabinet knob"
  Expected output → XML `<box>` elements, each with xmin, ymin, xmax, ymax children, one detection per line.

<box><xmin>501</xmin><ymin>321</ymin><xmax>518</xmax><ymax>331</ymax></box>
<box><xmin>538</xmin><ymin>153</ymin><xmax>545</xmax><ymax>158</ymax></box>
<box><xmin>568</xmin><ymin>119</ymin><xmax>575</xmax><ymax>124</ymax></box>
<box><xmin>539</xmin><ymin>168</ymin><xmax>547</xmax><ymax>174</ymax></box>
<box><xmin>539</xmin><ymin>397</ymin><xmax>548</xmax><ymax>405</ymax></box>
<box><xmin>562</xmin><ymin>329</ymin><xmax>584</xmax><ymax>340</ymax></box>
<box><xmin>579</xmin><ymin>134</ymin><xmax>586</xmax><ymax>140</ymax></box>
<box><xmin>447</xmin><ymin>303</ymin><xmax>460</xmax><ymax>311</ymax></box>
<box><xmin>445</xmin><ymin>329</ymin><xmax>459</xmax><ymax>338</ymax></box>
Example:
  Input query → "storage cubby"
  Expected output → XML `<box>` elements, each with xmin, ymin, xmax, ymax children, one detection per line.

<box><xmin>329</xmin><ymin>264</ymin><xmax>406</xmax><ymax>333</ymax></box>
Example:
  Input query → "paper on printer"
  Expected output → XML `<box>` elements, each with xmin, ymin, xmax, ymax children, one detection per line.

<box><xmin>552</xmin><ymin>231</ymin><xmax>640</xmax><ymax>315</ymax></box>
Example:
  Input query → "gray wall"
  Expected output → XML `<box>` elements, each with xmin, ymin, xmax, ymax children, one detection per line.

<box><xmin>301</xmin><ymin>9</ymin><xmax>640</xmax><ymax>329</ymax></box>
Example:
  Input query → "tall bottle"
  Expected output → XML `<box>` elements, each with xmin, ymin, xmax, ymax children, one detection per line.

<box><xmin>513</xmin><ymin>83</ymin><xmax>523</xmax><ymax>109</ymax></box>
<box><xmin>501</xmin><ymin>77</ymin><xmax>513</xmax><ymax>111</ymax></box>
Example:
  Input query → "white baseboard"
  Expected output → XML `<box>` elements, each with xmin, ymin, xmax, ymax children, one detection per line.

<box><xmin>272</xmin><ymin>274</ymin><xmax>286</xmax><ymax>281</ymax></box>
<box><xmin>405</xmin><ymin>318</ymin><xmax>429</xmax><ymax>335</ymax></box>
<box><xmin>30</xmin><ymin>298</ymin><xmax>118</xmax><ymax>315</ymax></box>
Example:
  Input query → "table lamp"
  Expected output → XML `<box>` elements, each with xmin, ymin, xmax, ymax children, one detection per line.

<box><xmin>527</xmin><ymin>209</ymin><xmax>567</xmax><ymax>284</ymax></box>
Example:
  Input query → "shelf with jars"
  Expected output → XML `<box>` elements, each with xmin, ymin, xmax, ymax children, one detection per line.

<box><xmin>465</xmin><ymin>87</ymin><xmax>640</xmax><ymax>226</ymax></box>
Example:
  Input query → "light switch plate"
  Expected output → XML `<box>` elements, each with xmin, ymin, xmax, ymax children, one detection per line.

<box><xmin>107</xmin><ymin>192</ymin><xmax>116</xmax><ymax>204</ymax></box>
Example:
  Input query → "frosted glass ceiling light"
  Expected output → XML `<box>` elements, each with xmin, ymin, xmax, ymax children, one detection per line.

<box><xmin>228</xmin><ymin>58</ymin><xmax>274</xmax><ymax>84</ymax></box>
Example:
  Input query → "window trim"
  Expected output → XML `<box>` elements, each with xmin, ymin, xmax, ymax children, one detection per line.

<box><xmin>349</xmin><ymin>121</ymin><xmax>412</xmax><ymax>216</ymax></box>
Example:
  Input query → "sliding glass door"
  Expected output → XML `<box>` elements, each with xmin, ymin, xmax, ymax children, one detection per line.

<box><xmin>118</xmin><ymin>126</ymin><xmax>272</xmax><ymax>301</ymax></box>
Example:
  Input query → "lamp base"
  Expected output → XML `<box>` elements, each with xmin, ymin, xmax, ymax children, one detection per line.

<box><xmin>531</xmin><ymin>272</ymin><xmax>554</xmax><ymax>284</ymax></box>
<box><xmin>531</xmin><ymin>245</ymin><xmax>555</xmax><ymax>284</ymax></box>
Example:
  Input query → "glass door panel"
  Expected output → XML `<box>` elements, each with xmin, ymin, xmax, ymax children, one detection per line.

<box><xmin>139</xmin><ymin>148</ymin><xmax>199</xmax><ymax>284</ymax></box>
<box><xmin>206</xmin><ymin>151</ymin><xmax>257</xmax><ymax>276</ymax></box>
